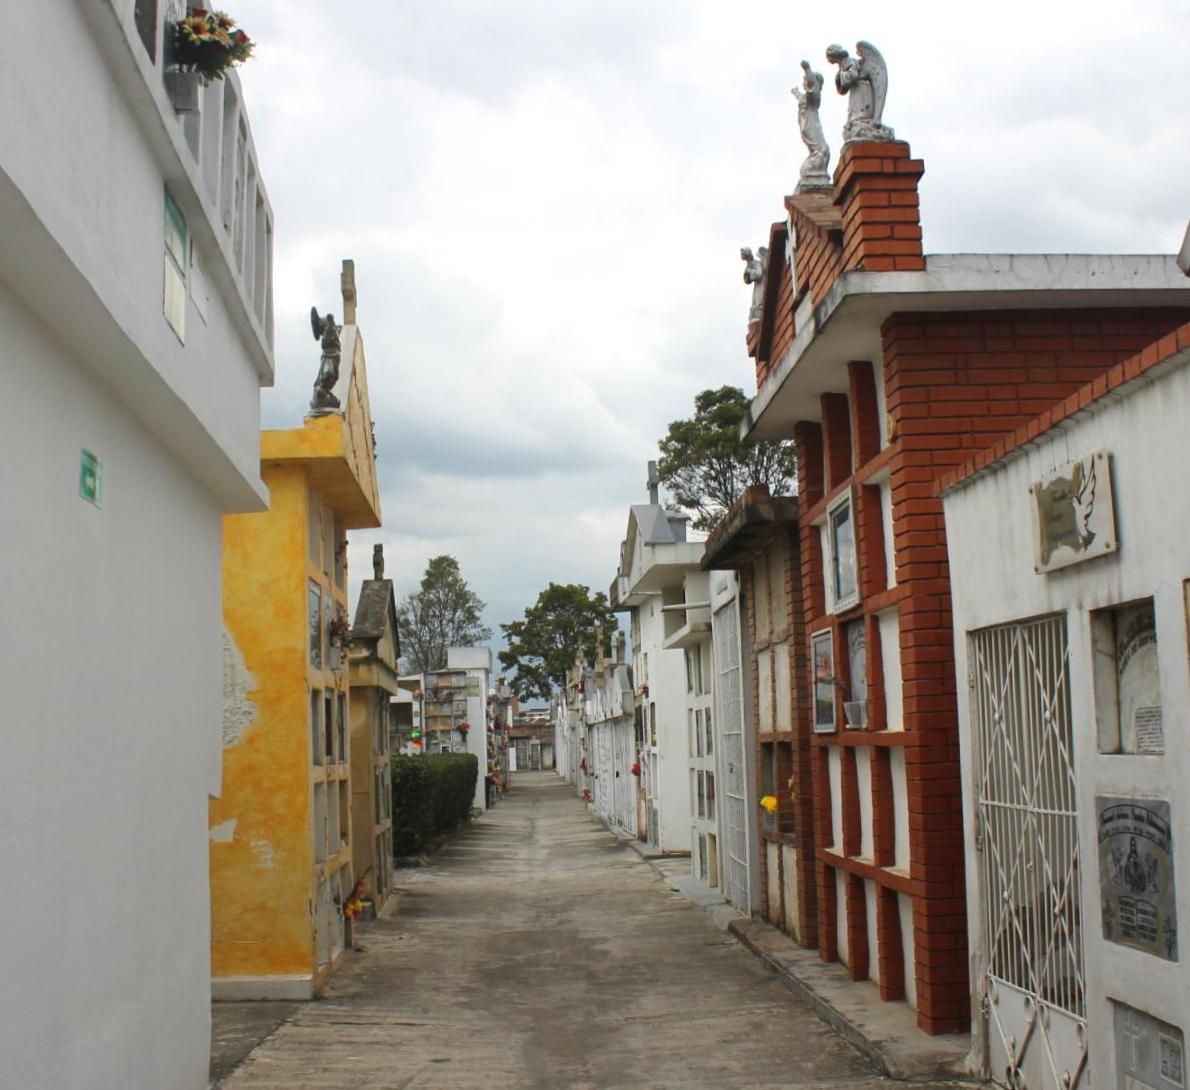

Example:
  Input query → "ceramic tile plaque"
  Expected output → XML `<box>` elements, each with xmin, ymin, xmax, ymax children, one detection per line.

<box><xmin>1098</xmin><ymin>798</ymin><xmax>1178</xmax><ymax>961</ymax></box>
<box><xmin>1114</xmin><ymin>1001</ymin><xmax>1185</xmax><ymax>1090</ymax></box>
<box><xmin>1032</xmin><ymin>451</ymin><xmax>1117</xmax><ymax>573</ymax></box>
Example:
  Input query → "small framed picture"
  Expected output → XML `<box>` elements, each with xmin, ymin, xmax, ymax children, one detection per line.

<box><xmin>812</xmin><ymin>629</ymin><xmax>836</xmax><ymax>733</ymax></box>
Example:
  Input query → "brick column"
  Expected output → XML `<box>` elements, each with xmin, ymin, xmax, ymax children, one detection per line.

<box><xmin>820</xmin><ymin>393</ymin><xmax>852</xmax><ymax>488</ymax></box>
<box><xmin>834</xmin><ymin>141</ymin><xmax>925</xmax><ymax>274</ymax></box>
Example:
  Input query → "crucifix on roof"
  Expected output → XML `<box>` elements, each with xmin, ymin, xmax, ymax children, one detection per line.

<box><xmin>646</xmin><ymin>460</ymin><xmax>660</xmax><ymax>505</ymax></box>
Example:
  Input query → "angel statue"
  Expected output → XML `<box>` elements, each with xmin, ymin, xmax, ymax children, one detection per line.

<box><xmin>309</xmin><ymin>307</ymin><xmax>342</xmax><ymax>413</ymax></box>
<box><xmin>791</xmin><ymin>60</ymin><xmax>831</xmax><ymax>190</ymax></box>
<box><xmin>825</xmin><ymin>41</ymin><xmax>894</xmax><ymax>143</ymax></box>
<box><xmin>741</xmin><ymin>246</ymin><xmax>769</xmax><ymax>325</ymax></box>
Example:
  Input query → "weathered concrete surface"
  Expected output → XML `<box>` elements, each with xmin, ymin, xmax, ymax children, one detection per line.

<box><xmin>729</xmin><ymin>918</ymin><xmax>971</xmax><ymax>1081</ymax></box>
<box><xmin>210</xmin><ymin>1001</ymin><xmax>300</xmax><ymax>1086</ymax></box>
<box><xmin>218</xmin><ymin>773</ymin><xmax>972</xmax><ymax>1089</ymax></box>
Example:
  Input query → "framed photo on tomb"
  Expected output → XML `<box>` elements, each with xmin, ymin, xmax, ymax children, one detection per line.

<box><xmin>811</xmin><ymin>628</ymin><xmax>837</xmax><ymax>733</ymax></box>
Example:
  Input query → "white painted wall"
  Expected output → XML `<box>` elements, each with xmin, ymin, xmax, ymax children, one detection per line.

<box><xmin>638</xmin><ymin>594</ymin><xmax>694</xmax><ymax>852</ymax></box>
<box><xmin>0</xmin><ymin>2</ymin><xmax>272</xmax><ymax>511</ymax></box>
<box><xmin>0</xmin><ymin>282</ymin><xmax>224</xmax><ymax>1090</ymax></box>
<box><xmin>448</xmin><ymin>647</ymin><xmax>491</xmax><ymax>811</ymax></box>
<box><xmin>943</xmin><ymin>358</ymin><xmax>1190</xmax><ymax>1082</ymax></box>
<box><xmin>0</xmin><ymin>6</ymin><xmax>273</xmax><ymax>1085</ymax></box>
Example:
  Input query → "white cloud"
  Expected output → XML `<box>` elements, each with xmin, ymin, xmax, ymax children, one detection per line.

<box><xmin>231</xmin><ymin>0</ymin><xmax>1190</xmax><ymax>650</ymax></box>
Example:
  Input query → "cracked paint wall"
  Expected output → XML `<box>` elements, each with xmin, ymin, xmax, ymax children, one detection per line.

<box><xmin>209</xmin><ymin>465</ymin><xmax>319</xmax><ymax>986</ymax></box>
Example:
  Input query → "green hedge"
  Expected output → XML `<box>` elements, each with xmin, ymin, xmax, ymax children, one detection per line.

<box><xmin>391</xmin><ymin>753</ymin><xmax>479</xmax><ymax>855</ymax></box>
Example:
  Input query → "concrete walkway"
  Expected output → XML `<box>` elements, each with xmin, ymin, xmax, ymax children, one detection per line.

<box><xmin>217</xmin><ymin>773</ymin><xmax>966</xmax><ymax>1090</ymax></box>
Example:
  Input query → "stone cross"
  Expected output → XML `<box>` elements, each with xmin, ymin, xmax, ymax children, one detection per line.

<box><xmin>341</xmin><ymin>259</ymin><xmax>357</xmax><ymax>325</ymax></box>
<box><xmin>646</xmin><ymin>460</ymin><xmax>660</xmax><ymax>505</ymax></box>
<box><xmin>373</xmin><ymin>543</ymin><xmax>384</xmax><ymax>581</ymax></box>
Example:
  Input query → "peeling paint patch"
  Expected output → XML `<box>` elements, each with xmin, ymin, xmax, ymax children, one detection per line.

<box><xmin>209</xmin><ymin>819</ymin><xmax>237</xmax><ymax>843</ymax></box>
<box><xmin>222</xmin><ymin>626</ymin><xmax>258</xmax><ymax>747</ymax></box>
<box><xmin>250</xmin><ymin>839</ymin><xmax>277</xmax><ymax>869</ymax></box>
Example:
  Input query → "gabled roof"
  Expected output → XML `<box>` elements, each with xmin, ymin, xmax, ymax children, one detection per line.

<box><xmin>630</xmin><ymin>503</ymin><xmax>687</xmax><ymax>546</ymax></box>
<box><xmin>351</xmin><ymin>578</ymin><xmax>398</xmax><ymax>652</ymax></box>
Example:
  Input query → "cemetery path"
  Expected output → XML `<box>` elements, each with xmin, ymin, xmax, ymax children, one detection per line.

<box><xmin>214</xmin><ymin>772</ymin><xmax>964</xmax><ymax>1090</ymax></box>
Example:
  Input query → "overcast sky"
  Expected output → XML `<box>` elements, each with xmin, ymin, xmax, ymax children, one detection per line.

<box><xmin>234</xmin><ymin>0</ymin><xmax>1190</xmax><ymax>664</ymax></box>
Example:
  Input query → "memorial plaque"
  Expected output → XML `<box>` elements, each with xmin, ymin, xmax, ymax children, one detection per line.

<box><xmin>1114</xmin><ymin>1001</ymin><xmax>1185</xmax><ymax>1090</ymax></box>
<box><xmin>1032</xmin><ymin>451</ymin><xmax>1117</xmax><ymax>573</ymax></box>
<box><xmin>1117</xmin><ymin>602</ymin><xmax>1164</xmax><ymax>754</ymax></box>
<box><xmin>1098</xmin><ymin>798</ymin><xmax>1178</xmax><ymax>961</ymax></box>
<box><xmin>811</xmin><ymin>629</ymin><xmax>835</xmax><ymax>733</ymax></box>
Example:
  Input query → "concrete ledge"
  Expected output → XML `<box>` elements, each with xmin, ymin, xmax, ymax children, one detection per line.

<box><xmin>212</xmin><ymin>974</ymin><xmax>314</xmax><ymax>1002</ymax></box>
<box><xmin>728</xmin><ymin>917</ymin><xmax>972</xmax><ymax>1083</ymax></box>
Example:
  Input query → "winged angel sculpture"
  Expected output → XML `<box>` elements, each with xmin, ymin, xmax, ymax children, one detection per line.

<box><xmin>826</xmin><ymin>41</ymin><xmax>894</xmax><ymax>143</ymax></box>
<box><xmin>309</xmin><ymin>307</ymin><xmax>342</xmax><ymax>412</ymax></box>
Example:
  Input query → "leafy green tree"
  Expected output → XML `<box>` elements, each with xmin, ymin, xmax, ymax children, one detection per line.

<box><xmin>397</xmin><ymin>555</ymin><xmax>492</xmax><ymax>674</ymax></box>
<box><xmin>498</xmin><ymin>583</ymin><xmax>618</xmax><ymax>702</ymax></box>
<box><xmin>657</xmin><ymin>385</ymin><xmax>796</xmax><ymax>531</ymax></box>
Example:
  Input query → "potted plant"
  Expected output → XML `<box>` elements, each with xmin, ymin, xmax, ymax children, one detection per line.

<box><xmin>167</xmin><ymin>8</ymin><xmax>254</xmax><ymax>112</ymax></box>
<box><xmin>760</xmin><ymin>794</ymin><xmax>779</xmax><ymax>836</ymax></box>
<box><xmin>327</xmin><ymin>612</ymin><xmax>350</xmax><ymax>671</ymax></box>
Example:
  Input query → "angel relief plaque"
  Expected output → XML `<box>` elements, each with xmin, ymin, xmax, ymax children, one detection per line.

<box><xmin>1032</xmin><ymin>451</ymin><xmax>1117</xmax><ymax>573</ymax></box>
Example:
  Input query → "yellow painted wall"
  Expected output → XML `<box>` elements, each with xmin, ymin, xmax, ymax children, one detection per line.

<box><xmin>210</xmin><ymin>466</ymin><xmax>316</xmax><ymax>978</ymax></box>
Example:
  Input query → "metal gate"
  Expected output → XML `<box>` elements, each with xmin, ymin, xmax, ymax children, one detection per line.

<box><xmin>970</xmin><ymin>615</ymin><xmax>1086</xmax><ymax>1090</ymax></box>
<box><xmin>591</xmin><ymin>724</ymin><xmax>612</xmax><ymax>819</ymax></box>
<box><xmin>611</xmin><ymin>719</ymin><xmax>637</xmax><ymax>836</ymax></box>
<box><xmin>713</xmin><ymin>596</ymin><xmax>751</xmax><ymax>914</ymax></box>
<box><xmin>640</xmin><ymin>749</ymin><xmax>660</xmax><ymax>848</ymax></box>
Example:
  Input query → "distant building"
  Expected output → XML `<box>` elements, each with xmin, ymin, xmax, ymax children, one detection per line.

<box><xmin>510</xmin><ymin>708</ymin><xmax>556</xmax><ymax>771</ymax></box>
<box><xmin>578</xmin><ymin>636</ymin><xmax>637</xmax><ymax>834</ymax></box>
<box><xmin>348</xmin><ymin>544</ymin><xmax>399</xmax><ymax>917</ymax></box>
<box><xmin>702</xmin><ymin>486</ymin><xmax>803</xmax><ymax>932</ymax></box>
<box><xmin>416</xmin><ymin>648</ymin><xmax>493</xmax><ymax>809</ymax></box>
<box><xmin>1</xmin><ymin>3</ymin><xmax>273</xmax><ymax>1085</ymax></box>
<box><xmin>211</xmin><ymin>261</ymin><xmax>381</xmax><ymax>999</ymax></box>
<box><xmin>609</xmin><ymin>464</ymin><xmax>702</xmax><ymax>852</ymax></box>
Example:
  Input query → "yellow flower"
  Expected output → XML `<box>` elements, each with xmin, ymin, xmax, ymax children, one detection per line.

<box><xmin>760</xmin><ymin>795</ymin><xmax>778</xmax><ymax>814</ymax></box>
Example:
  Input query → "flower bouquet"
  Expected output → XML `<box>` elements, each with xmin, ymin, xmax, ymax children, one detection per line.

<box><xmin>172</xmin><ymin>9</ymin><xmax>253</xmax><ymax>83</ymax></box>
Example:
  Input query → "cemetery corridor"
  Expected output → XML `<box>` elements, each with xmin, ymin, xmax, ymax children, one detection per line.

<box><xmin>214</xmin><ymin>773</ymin><xmax>961</xmax><ymax>1090</ymax></box>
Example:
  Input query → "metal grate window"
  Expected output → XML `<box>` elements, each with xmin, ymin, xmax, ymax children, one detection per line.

<box><xmin>970</xmin><ymin>614</ymin><xmax>1087</xmax><ymax>1089</ymax></box>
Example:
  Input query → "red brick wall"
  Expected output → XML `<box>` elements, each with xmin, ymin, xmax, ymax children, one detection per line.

<box><xmin>792</xmin><ymin>208</ymin><xmax>844</xmax><ymax>309</ymax></box>
<box><xmin>834</xmin><ymin>142</ymin><xmax>925</xmax><ymax>274</ymax></box>
<box><xmin>879</xmin><ymin>305</ymin><xmax>1190</xmax><ymax>1030</ymax></box>
<box><xmin>757</xmin><ymin>141</ymin><xmax>926</xmax><ymax>391</ymax></box>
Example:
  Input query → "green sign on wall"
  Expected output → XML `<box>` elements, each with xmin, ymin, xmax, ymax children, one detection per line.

<box><xmin>79</xmin><ymin>449</ymin><xmax>102</xmax><ymax>507</ymax></box>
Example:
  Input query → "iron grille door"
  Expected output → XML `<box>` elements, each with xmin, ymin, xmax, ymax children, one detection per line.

<box><xmin>714</xmin><ymin>597</ymin><xmax>751</xmax><ymax>914</ymax></box>
<box><xmin>970</xmin><ymin>615</ymin><xmax>1087</xmax><ymax>1090</ymax></box>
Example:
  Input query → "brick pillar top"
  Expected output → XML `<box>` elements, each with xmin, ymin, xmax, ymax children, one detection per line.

<box><xmin>833</xmin><ymin>141</ymin><xmax>925</xmax><ymax>274</ymax></box>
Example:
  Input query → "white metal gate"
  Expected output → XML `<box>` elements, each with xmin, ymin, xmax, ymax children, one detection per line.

<box><xmin>970</xmin><ymin>615</ymin><xmax>1086</xmax><ymax>1090</ymax></box>
<box><xmin>714</xmin><ymin>597</ymin><xmax>751</xmax><ymax>914</ymax></box>
<box><xmin>640</xmin><ymin>749</ymin><xmax>660</xmax><ymax>848</ymax></box>
<box><xmin>611</xmin><ymin>719</ymin><xmax>637</xmax><ymax>836</ymax></box>
<box><xmin>591</xmin><ymin>724</ymin><xmax>612</xmax><ymax>819</ymax></box>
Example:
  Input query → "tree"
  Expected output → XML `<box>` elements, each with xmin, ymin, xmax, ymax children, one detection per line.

<box><xmin>397</xmin><ymin>555</ymin><xmax>492</xmax><ymax>674</ymax></box>
<box><xmin>657</xmin><ymin>385</ymin><xmax>796</xmax><ymax>531</ymax></box>
<box><xmin>498</xmin><ymin>583</ymin><xmax>618</xmax><ymax>702</ymax></box>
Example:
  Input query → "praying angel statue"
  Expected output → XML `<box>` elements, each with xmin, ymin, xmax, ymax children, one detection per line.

<box><xmin>826</xmin><ymin>40</ymin><xmax>894</xmax><ymax>143</ymax></box>
<box><xmin>792</xmin><ymin>60</ymin><xmax>831</xmax><ymax>191</ymax></box>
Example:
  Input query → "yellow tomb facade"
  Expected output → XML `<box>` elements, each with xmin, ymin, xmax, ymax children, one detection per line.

<box><xmin>211</xmin><ymin>262</ymin><xmax>382</xmax><ymax>999</ymax></box>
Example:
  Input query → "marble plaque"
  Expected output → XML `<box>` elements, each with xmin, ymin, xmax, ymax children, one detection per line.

<box><xmin>1032</xmin><ymin>451</ymin><xmax>1117</xmax><ymax>573</ymax></box>
<box><xmin>1098</xmin><ymin>798</ymin><xmax>1178</xmax><ymax>961</ymax></box>
<box><xmin>1115</xmin><ymin>1001</ymin><xmax>1185</xmax><ymax>1090</ymax></box>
